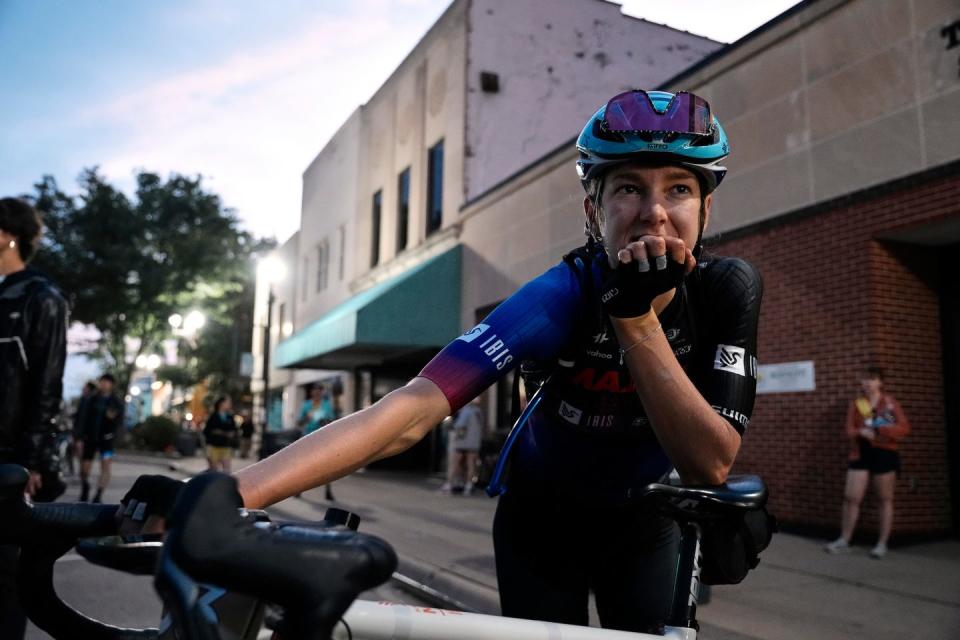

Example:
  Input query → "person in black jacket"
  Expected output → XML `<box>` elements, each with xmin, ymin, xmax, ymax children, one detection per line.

<box><xmin>77</xmin><ymin>373</ymin><xmax>124</xmax><ymax>503</ymax></box>
<box><xmin>0</xmin><ymin>197</ymin><xmax>68</xmax><ymax>639</ymax></box>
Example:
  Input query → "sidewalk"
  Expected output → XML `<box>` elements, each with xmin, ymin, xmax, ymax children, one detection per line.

<box><xmin>136</xmin><ymin>452</ymin><xmax>960</xmax><ymax>640</ymax></box>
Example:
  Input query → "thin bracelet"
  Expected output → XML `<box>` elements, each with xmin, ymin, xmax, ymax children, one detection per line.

<box><xmin>619</xmin><ymin>323</ymin><xmax>663</xmax><ymax>365</ymax></box>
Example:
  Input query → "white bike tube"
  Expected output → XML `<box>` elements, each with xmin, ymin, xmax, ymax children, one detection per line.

<box><xmin>334</xmin><ymin>600</ymin><xmax>696</xmax><ymax>640</ymax></box>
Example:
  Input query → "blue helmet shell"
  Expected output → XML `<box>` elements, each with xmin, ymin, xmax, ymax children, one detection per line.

<box><xmin>576</xmin><ymin>90</ymin><xmax>729</xmax><ymax>193</ymax></box>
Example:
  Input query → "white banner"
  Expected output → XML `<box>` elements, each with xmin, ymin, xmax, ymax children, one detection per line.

<box><xmin>757</xmin><ymin>361</ymin><xmax>815</xmax><ymax>394</ymax></box>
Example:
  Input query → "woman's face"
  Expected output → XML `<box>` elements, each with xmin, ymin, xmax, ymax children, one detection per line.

<box><xmin>584</xmin><ymin>163</ymin><xmax>710</xmax><ymax>268</ymax></box>
<box><xmin>860</xmin><ymin>376</ymin><xmax>882</xmax><ymax>395</ymax></box>
<box><xmin>220</xmin><ymin>398</ymin><xmax>233</xmax><ymax>412</ymax></box>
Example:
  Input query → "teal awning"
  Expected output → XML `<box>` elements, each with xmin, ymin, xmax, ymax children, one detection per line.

<box><xmin>275</xmin><ymin>246</ymin><xmax>461</xmax><ymax>369</ymax></box>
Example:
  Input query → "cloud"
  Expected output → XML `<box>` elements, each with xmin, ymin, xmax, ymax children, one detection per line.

<box><xmin>74</xmin><ymin>1</ymin><xmax>449</xmax><ymax>240</ymax></box>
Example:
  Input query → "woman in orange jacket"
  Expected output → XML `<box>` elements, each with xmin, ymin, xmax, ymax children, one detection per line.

<box><xmin>825</xmin><ymin>366</ymin><xmax>910</xmax><ymax>558</ymax></box>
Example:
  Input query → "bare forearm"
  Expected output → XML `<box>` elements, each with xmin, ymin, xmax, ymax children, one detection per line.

<box><xmin>612</xmin><ymin>314</ymin><xmax>739</xmax><ymax>485</ymax></box>
<box><xmin>235</xmin><ymin>378</ymin><xmax>450</xmax><ymax>508</ymax></box>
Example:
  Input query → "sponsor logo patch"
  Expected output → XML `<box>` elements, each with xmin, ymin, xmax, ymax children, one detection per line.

<box><xmin>586</xmin><ymin>349</ymin><xmax>613</xmax><ymax>360</ymax></box>
<box><xmin>712</xmin><ymin>404</ymin><xmax>750</xmax><ymax>429</ymax></box>
<box><xmin>558</xmin><ymin>401</ymin><xmax>583</xmax><ymax>425</ymax></box>
<box><xmin>457</xmin><ymin>324</ymin><xmax>490</xmax><ymax>343</ymax></box>
<box><xmin>714</xmin><ymin>345</ymin><xmax>746</xmax><ymax>376</ymax></box>
<box><xmin>593</xmin><ymin>330</ymin><xmax>610</xmax><ymax>344</ymax></box>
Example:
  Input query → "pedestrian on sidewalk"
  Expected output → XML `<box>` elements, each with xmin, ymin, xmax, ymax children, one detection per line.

<box><xmin>0</xmin><ymin>197</ymin><xmax>69</xmax><ymax>639</ymax></box>
<box><xmin>440</xmin><ymin>398</ymin><xmax>483</xmax><ymax>495</ymax></box>
<box><xmin>78</xmin><ymin>373</ymin><xmax>123</xmax><ymax>503</ymax></box>
<box><xmin>71</xmin><ymin>381</ymin><xmax>97</xmax><ymax>473</ymax></box>
<box><xmin>238</xmin><ymin>409</ymin><xmax>254</xmax><ymax>459</ymax></box>
<box><xmin>204</xmin><ymin>396</ymin><xmax>239</xmax><ymax>472</ymax></box>
<box><xmin>297</xmin><ymin>383</ymin><xmax>336</xmax><ymax>500</ymax></box>
<box><xmin>826</xmin><ymin>366</ymin><xmax>910</xmax><ymax>558</ymax></box>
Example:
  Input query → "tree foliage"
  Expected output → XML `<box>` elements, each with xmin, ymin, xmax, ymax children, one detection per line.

<box><xmin>27</xmin><ymin>169</ymin><xmax>273</xmax><ymax>397</ymax></box>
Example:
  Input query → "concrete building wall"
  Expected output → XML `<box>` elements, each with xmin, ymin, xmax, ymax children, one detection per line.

<box><xmin>355</xmin><ymin>1</ymin><xmax>468</xmax><ymax>274</ymax></box>
<box><xmin>297</xmin><ymin>110</ymin><xmax>362</xmax><ymax>327</ymax></box>
<box><xmin>458</xmin><ymin>147</ymin><xmax>584</xmax><ymax>330</ymax></box>
<box><xmin>252</xmin><ymin>232</ymin><xmax>300</xmax><ymax>428</ymax></box>
<box><xmin>671</xmin><ymin>0</ymin><xmax>960</xmax><ymax>236</ymax></box>
<box><xmin>464</xmin><ymin>0</ymin><xmax>721</xmax><ymax>200</ymax></box>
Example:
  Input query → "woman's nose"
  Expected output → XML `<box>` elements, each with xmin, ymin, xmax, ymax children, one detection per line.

<box><xmin>636</xmin><ymin>196</ymin><xmax>668</xmax><ymax>226</ymax></box>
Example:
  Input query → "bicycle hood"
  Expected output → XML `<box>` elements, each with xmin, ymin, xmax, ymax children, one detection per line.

<box><xmin>576</xmin><ymin>90</ymin><xmax>729</xmax><ymax>195</ymax></box>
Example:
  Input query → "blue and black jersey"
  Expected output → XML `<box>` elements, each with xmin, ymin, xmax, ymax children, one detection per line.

<box><xmin>419</xmin><ymin>243</ymin><xmax>762</xmax><ymax>501</ymax></box>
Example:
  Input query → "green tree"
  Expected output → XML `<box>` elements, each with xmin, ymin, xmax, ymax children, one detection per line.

<box><xmin>28</xmin><ymin>169</ymin><xmax>271</xmax><ymax>397</ymax></box>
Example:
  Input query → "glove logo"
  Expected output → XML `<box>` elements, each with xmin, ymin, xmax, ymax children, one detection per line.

<box><xmin>714</xmin><ymin>345</ymin><xmax>746</xmax><ymax>376</ymax></box>
<box><xmin>601</xmin><ymin>288</ymin><xmax>618</xmax><ymax>303</ymax></box>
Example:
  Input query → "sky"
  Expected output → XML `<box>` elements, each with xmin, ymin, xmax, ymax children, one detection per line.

<box><xmin>0</xmin><ymin>0</ymin><xmax>801</xmax><ymax>245</ymax></box>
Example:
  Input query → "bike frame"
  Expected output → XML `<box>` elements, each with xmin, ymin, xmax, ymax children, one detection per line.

<box><xmin>335</xmin><ymin>599</ymin><xmax>697</xmax><ymax>640</ymax></box>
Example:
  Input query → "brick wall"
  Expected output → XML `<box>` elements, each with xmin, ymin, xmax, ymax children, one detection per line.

<box><xmin>711</xmin><ymin>169</ymin><xmax>959</xmax><ymax>537</ymax></box>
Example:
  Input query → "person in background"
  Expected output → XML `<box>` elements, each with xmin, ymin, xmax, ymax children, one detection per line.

<box><xmin>78</xmin><ymin>373</ymin><xmax>123</xmax><ymax>503</ymax></box>
<box><xmin>825</xmin><ymin>366</ymin><xmax>910</xmax><ymax>558</ymax></box>
<box><xmin>72</xmin><ymin>381</ymin><xmax>97</xmax><ymax>473</ymax></box>
<box><xmin>238</xmin><ymin>410</ymin><xmax>255</xmax><ymax>459</ymax></box>
<box><xmin>297</xmin><ymin>383</ymin><xmax>336</xmax><ymax>500</ymax></box>
<box><xmin>0</xmin><ymin>197</ymin><xmax>68</xmax><ymax>639</ymax></box>
<box><xmin>440</xmin><ymin>397</ymin><xmax>484</xmax><ymax>495</ymax></box>
<box><xmin>204</xmin><ymin>396</ymin><xmax>239</xmax><ymax>472</ymax></box>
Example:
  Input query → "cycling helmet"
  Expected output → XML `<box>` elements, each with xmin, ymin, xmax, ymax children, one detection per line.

<box><xmin>576</xmin><ymin>90</ymin><xmax>729</xmax><ymax>195</ymax></box>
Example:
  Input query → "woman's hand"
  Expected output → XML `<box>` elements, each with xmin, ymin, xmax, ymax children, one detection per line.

<box><xmin>115</xmin><ymin>474</ymin><xmax>185</xmax><ymax>536</ymax></box>
<box><xmin>858</xmin><ymin>427</ymin><xmax>876</xmax><ymax>441</ymax></box>
<box><xmin>601</xmin><ymin>236</ymin><xmax>695</xmax><ymax>319</ymax></box>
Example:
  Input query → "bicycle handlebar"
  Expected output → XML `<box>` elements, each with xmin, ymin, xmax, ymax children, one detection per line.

<box><xmin>158</xmin><ymin>472</ymin><xmax>397</xmax><ymax>640</ymax></box>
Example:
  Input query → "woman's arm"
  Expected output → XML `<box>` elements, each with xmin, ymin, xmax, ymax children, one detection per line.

<box><xmin>877</xmin><ymin>396</ymin><xmax>910</xmax><ymax>443</ymax></box>
<box><xmin>235</xmin><ymin>377</ymin><xmax>450</xmax><ymax>508</ymax></box>
<box><xmin>612</xmin><ymin>311</ymin><xmax>740</xmax><ymax>485</ymax></box>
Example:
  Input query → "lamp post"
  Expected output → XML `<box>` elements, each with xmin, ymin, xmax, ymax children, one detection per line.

<box><xmin>258</xmin><ymin>256</ymin><xmax>286</xmax><ymax>432</ymax></box>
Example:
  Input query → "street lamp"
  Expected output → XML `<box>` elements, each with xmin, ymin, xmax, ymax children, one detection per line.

<box><xmin>257</xmin><ymin>256</ymin><xmax>287</xmax><ymax>431</ymax></box>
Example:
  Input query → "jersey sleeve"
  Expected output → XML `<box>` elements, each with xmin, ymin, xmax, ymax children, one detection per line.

<box><xmin>419</xmin><ymin>262</ymin><xmax>582</xmax><ymax>412</ymax></box>
<box><xmin>689</xmin><ymin>257</ymin><xmax>763</xmax><ymax>435</ymax></box>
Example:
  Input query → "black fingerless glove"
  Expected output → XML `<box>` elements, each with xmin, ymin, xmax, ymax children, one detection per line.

<box><xmin>600</xmin><ymin>256</ymin><xmax>687</xmax><ymax>318</ymax></box>
<box><xmin>122</xmin><ymin>474</ymin><xmax>186</xmax><ymax>522</ymax></box>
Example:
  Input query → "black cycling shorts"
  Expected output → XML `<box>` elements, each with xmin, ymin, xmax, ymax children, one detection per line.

<box><xmin>81</xmin><ymin>436</ymin><xmax>115</xmax><ymax>461</ymax></box>
<box><xmin>848</xmin><ymin>444</ymin><xmax>900</xmax><ymax>475</ymax></box>
<box><xmin>493</xmin><ymin>491</ymin><xmax>679</xmax><ymax>633</ymax></box>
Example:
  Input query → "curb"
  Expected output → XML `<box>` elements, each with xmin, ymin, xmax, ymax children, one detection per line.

<box><xmin>393</xmin><ymin>553</ymin><xmax>499</xmax><ymax>615</ymax></box>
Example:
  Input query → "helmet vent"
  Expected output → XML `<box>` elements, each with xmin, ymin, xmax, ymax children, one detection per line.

<box><xmin>593</xmin><ymin>118</ymin><xmax>626</xmax><ymax>143</ymax></box>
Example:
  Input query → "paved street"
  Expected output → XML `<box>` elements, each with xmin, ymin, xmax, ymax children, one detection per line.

<box><xmin>24</xmin><ymin>453</ymin><xmax>960</xmax><ymax>639</ymax></box>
